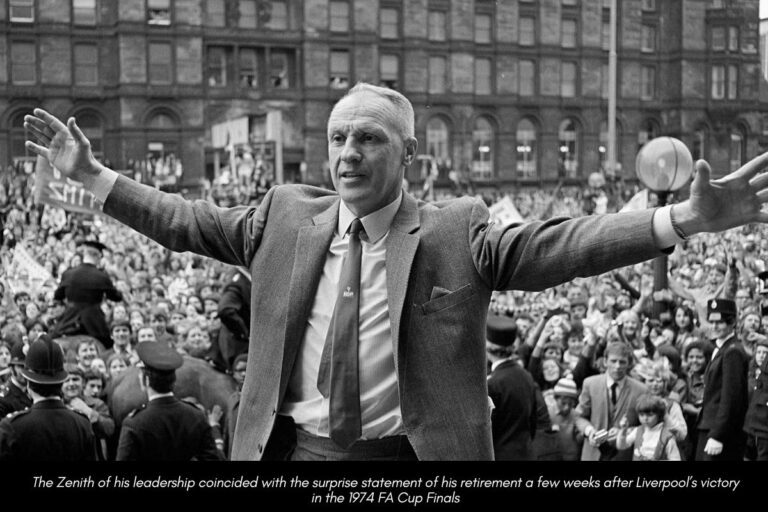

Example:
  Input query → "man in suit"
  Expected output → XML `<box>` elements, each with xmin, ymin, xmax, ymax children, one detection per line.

<box><xmin>0</xmin><ymin>342</ymin><xmax>31</xmax><ymax>418</ymax></box>
<box><xmin>50</xmin><ymin>240</ymin><xmax>123</xmax><ymax>348</ymax></box>
<box><xmin>115</xmin><ymin>342</ymin><xmax>222</xmax><ymax>461</ymax></box>
<box><xmin>24</xmin><ymin>83</ymin><xmax>768</xmax><ymax>460</ymax></box>
<box><xmin>575</xmin><ymin>341</ymin><xmax>647</xmax><ymax>460</ymax></box>
<box><xmin>0</xmin><ymin>335</ymin><xmax>97</xmax><ymax>460</ymax></box>
<box><xmin>485</xmin><ymin>314</ymin><xmax>539</xmax><ymax>460</ymax></box>
<box><xmin>696</xmin><ymin>298</ymin><xmax>750</xmax><ymax>460</ymax></box>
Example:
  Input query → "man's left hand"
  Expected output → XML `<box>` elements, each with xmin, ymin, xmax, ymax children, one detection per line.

<box><xmin>674</xmin><ymin>153</ymin><xmax>768</xmax><ymax>237</ymax></box>
<box><xmin>704</xmin><ymin>438</ymin><xmax>723</xmax><ymax>456</ymax></box>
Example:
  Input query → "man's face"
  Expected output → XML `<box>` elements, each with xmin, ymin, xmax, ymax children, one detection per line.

<box><xmin>150</xmin><ymin>316</ymin><xmax>167</xmax><ymax>336</ymax></box>
<box><xmin>233</xmin><ymin>361</ymin><xmax>247</xmax><ymax>387</ymax></box>
<box><xmin>111</xmin><ymin>325</ymin><xmax>131</xmax><ymax>347</ymax></box>
<box><xmin>605</xmin><ymin>353</ymin><xmax>629</xmax><ymax>381</ymax></box>
<box><xmin>744</xmin><ymin>314</ymin><xmax>760</xmax><ymax>332</ymax></box>
<box><xmin>63</xmin><ymin>374</ymin><xmax>84</xmax><ymax>399</ymax></box>
<box><xmin>711</xmin><ymin>318</ymin><xmax>734</xmax><ymax>339</ymax></box>
<box><xmin>77</xmin><ymin>343</ymin><xmax>98</xmax><ymax>367</ymax></box>
<box><xmin>686</xmin><ymin>348</ymin><xmax>706</xmax><ymax>373</ymax></box>
<box><xmin>137</xmin><ymin>328</ymin><xmax>157</xmax><ymax>343</ymax></box>
<box><xmin>84</xmin><ymin>378</ymin><xmax>102</xmax><ymax>398</ymax></box>
<box><xmin>327</xmin><ymin>91</ymin><xmax>416</xmax><ymax>218</ymax></box>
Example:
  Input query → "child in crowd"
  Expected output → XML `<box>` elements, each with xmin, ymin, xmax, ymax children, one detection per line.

<box><xmin>548</xmin><ymin>377</ymin><xmax>583</xmax><ymax>461</ymax></box>
<box><xmin>616</xmin><ymin>393</ymin><xmax>681</xmax><ymax>461</ymax></box>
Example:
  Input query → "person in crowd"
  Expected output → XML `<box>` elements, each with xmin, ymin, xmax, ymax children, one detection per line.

<box><xmin>0</xmin><ymin>335</ymin><xmax>97</xmax><ymax>460</ymax></box>
<box><xmin>149</xmin><ymin>308</ymin><xmax>175</xmax><ymax>346</ymax></box>
<box><xmin>616</xmin><ymin>393</ymin><xmax>682</xmax><ymax>461</ymax></box>
<box><xmin>672</xmin><ymin>305</ymin><xmax>699</xmax><ymax>353</ymax></box>
<box><xmin>485</xmin><ymin>314</ymin><xmax>540</xmax><ymax>460</ymax></box>
<box><xmin>548</xmin><ymin>377</ymin><xmax>583</xmax><ymax>461</ymax></box>
<box><xmin>224</xmin><ymin>352</ymin><xmax>248</xmax><ymax>458</ymax></box>
<box><xmin>633</xmin><ymin>358</ymin><xmax>688</xmax><ymax>450</ymax></box>
<box><xmin>0</xmin><ymin>342</ymin><xmax>31</xmax><ymax>417</ymax></box>
<box><xmin>0</xmin><ymin>341</ymin><xmax>11</xmax><ymax>386</ymax></box>
<box><xmin>24</xmin><ymin>83</ymin><xmax>768</xmax><ymax>461</ymax></box>
<box><xmin>744</xmin><ymin>338</ymin><xmax>768</xmax><ymax>460</ymax></box>
<box><xmin>217</xmin><ymin>267</ymin><xmax>251</xmax><ymax>372</ymax></box>
<box><xmin>575</xmin><ymin>341</ymin><xmax>648</xmax><ymax>461</ymax></box>
<box><xmin>115</xmin><ymin>342</ymin><xmax>222</xmax><ymax>460</ymax></box>
<box><xmin>50</xmin><ymin>240</ymin><xmax>123</xmax><ymax>348</ymax></box>
<box><xmin>62</xmin><ymin>364</ymin><xmax>114</xmax><ymax>459</ymax></box>
<box><xmin>680</xmin><ymin>340</ymin><xmax>713</xmax><ymax>461</ymax></box>
<box><xmin>136</xmin><ymin>325</ymin><xmax>158</xmax><ymax>344</ymax></box>
<box><xmin>101</xmin><ymin>320</ymin><xmax>139</xmax><ymax>366</ymax></box>
<box><xmin>696</xmin><ymin>298</ymin><xmax>750</xmax><ymax>461</ymax></box>
<box><xmin>74</xmin><ymin>337</ymin><xmax>101</xmax><ymax>374</ymax></box>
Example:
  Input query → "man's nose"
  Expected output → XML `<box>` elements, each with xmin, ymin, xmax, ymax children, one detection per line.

<box><xmin>340</xmin><ymin>138</ymin><xmax>362</xmax><ymax>162</ymax></box>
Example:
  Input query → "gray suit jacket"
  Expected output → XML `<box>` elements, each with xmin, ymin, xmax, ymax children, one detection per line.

<box><xmin>104</xmin><ymin>178</ymin><xmax>664</xmax><ymax>460</ymax></box>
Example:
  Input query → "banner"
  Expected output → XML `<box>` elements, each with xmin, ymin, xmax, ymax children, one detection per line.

<box><xmin>489</xmin><ymin>196</ymin><xmax>525</xmax><ymax>226</ymax></box>
<box><xmin>6</xmin><ymin>244</ymin><xmax>53</xmax><ymax>296</ymax></box>
<box><xmin>619</xmin><ymin>189</ymin><xmax>649</xmax><ymax>213</ymax></box>
<box><xmin>34</xmin><ymin>156</ymin><xmax>103</xmax><ymax>215</ymax></box>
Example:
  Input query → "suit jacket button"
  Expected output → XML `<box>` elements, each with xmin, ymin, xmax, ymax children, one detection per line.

<box><xmin>258</xmin><ymin>444</ymin><xmax>263</xmax><ymax>452</ymax></box>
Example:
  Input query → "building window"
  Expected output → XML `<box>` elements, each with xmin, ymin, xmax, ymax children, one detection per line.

<box><xmin>728</xmin><ymin>26</ymin><xmax>739</xmax><ymax>52</ymax></box>
<box><xmin>330</xmin><ymin>50</ymin><xmax>350</xmax><ymax>89</ymax></box>
<box><xmin>206</xmin><ymin>0</ymin><xmax>226</xmax><ymax>27</ymax></box>
<box><xmin>730</xmin><ymin>130</ymin><xmax>744</xmax><ymax>172</ymax></box>
<box><xmin>693</xmin><ymin>127</ymin><xmax>708</xmax><ymax>161</ymax></box>
<box><xmin>149</xmin><ymin>42</ymin><xmax>172</xmax><ymax>84</ymax></box>
<box><xmin>380</xmin><ymin>8</ymin><xmax>399</xmax><ymax>39</ymax></box>
<box><xmin>641</xmin><ymin>24</ymin><xmax>656</xmax><ymax>52</ymax></box>
<box><xmin>562</xmin><ymin>19</ymin><xmax>577</xmax><ymax>48</ymax></box>
<box><xmin>471</xmin><ymin>117</ymin><xmax>494</xmax><ymax>179</ymax></box>
<box><xmin>711</xmin><ymin>27</ymin><xmax>725</xmax><ymax>50</ymax></box>
<box><xmin>10</xmin><ymin>0</ymin><xmax>34</xmax><ymax>22</ymax></box>
<box><xmin>239</xmin><ymin>0</ymin><xmax>258</xmax><ymax>28</ymax></box>
<box><xmin>267</xmin><ymin>1</ymin><xmax>288</xmax><ymax>30</ymax></box>
<box><xmin>426</xmin><ymin>117</ymin><xmax>450</xmax><ymax>170</ymax></box>
<box><xmin>558</xmin><ymin>119</ymin><xmax>579</xmax><ymax>178</ymax></box>
<box><xmin>73</xmin><ymin>0</ymin><xmax>97</xmax><ymax>25</ymax></box>
<box><xmin>207</xmin><ymin>46</ymin><xmax>230</xmax><ymax>86</ymax></box>
<box><xmin>330</xmin><ymin>1</ymin><xmax>350</xmax><ymax>33</ymax></box>
<box><xmin>602</xmin><ymin>21</ymin><xmax>611</xmax><ymax>51</ymax></box>
<box><xmin>475</xmin><ymin>58</ymin><xmax>492</xmax><ymax>95</ymax></box>
<box><xmin>380</xmin><ymin>54</ymin><xmax>399</xmax><ymax>89</ymax></box>
<box><xmin>428</xmin><ymin>56</ymin><xmax>446</xmax><ymax>94</ymax></box>
<box><xmin>728</xmin><ymin>64</ymin><xmax>738</xmax><ymax>99</ymax></box>
<box><xmin>148</xmin><ymin>0</ymin><xmax>171</xmax><ymax>25</ymax></box>
<box><xmin>519</xmin><ymin>59</ymin><xmax>535</xmax><ymax>96</ymax></box>
<box><xmin>519</xmin><ymin>17</ymin><xmax>535</xmax><ymax>46</ymax></box>
<box><xmin>74</xmin><ymin>43</ymin><xmax>98</xmax><ymax>85</ymax></box>
<box><xmin>239</xmin><ymin>47</ymin><xmax>260</xmax><ymax>88</ymax></box>
<box><xmin>11</xmin><ymin>42</ymin><xmax>36</xmax><ymax>84</ymax></box>
<box><xmin>428</xmin><ymin>10</ymin><xmax>446</xmax><ymax>41</ymax></box>
<box><xmin>516</xmin><ymin>119</ymin><xmax>537</xmax><ymax>179</ymax></box>
<box><xmin>561</xmin><ymin>61</ymin><xmax>576</xmax><ymax>97</ymax></box>
<box><xmin>269</xmin><ymin>49</ymin><xmax>294</xmax><ymax>88</ymax></box>
<box><xmin>475</xmin><ymin>13</ymin><xmax>492</xmax><ymax>44</ymax></box>
<box><xmin>641</xmin><ymin>0</ymin><xmax>656</xmax><ymax>10</ymax></box>
<box><xmin>711</xmin><ymin>64</ymin><xmax>725</xmax><ymax>99</ymax></box>
<box><xmin>641</xmin><ymin>65</ymin><xmax>655</xmax><ymax>100</ymax></box>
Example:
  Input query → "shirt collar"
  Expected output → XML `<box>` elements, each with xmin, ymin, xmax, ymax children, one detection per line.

<box><xmin>338</xmin><ymin>193</ymin><xmax>402</xmax><ymax>243</ymax></box>
<box><xmin>606</xmin><ymin>375</ymin><xmax>625</xmax><ymax>390</ymax></box>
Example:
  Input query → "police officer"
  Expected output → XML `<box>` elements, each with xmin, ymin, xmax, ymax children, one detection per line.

<box><xmin>51</xmin><ymin>240</ymin><xmax>123</xmax><ymax>348</ymax></box>
<box><xmin>696</xmin><ymin>298</ymin><xmax>750</xmax><ymax>461</ymax></box>
<box><xmin>217</xmin><ymin>267</ymin><xmax>251</xmax><ymax>371</ymax></box>
<box><xmin>0</xmin><ymin>335</ymin><xmax>97</xmax><ymax>460</ymax></box>
<box><xmin>0</xmin><ymin>342</ymin><xmax>32</xmax><ymax>418</ymax></box>
<box><xmin>115</xmin><ymin>342</ymin><xmax>223</xmax><ymax>460</ymax></box>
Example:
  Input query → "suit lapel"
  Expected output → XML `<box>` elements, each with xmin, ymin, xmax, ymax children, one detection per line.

<box><xmin>278</xmin><ymin>201</ymin><xmax>338</xmax><ymax>400</ymax></box>
<box><xmin>385</xmin><ymin>193</ymin><xmax>420</xmax><ymax>372</ymax></box>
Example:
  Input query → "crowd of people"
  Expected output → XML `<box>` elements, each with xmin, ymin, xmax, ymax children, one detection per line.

<box><xmin>0</xmin><ymin>144</ymin><xmax>766</xmax><ymax>460</ymax></box>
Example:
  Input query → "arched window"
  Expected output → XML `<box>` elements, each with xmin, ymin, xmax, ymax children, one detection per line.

<box><xmin>599</xmin><ymin>119</ymin><xmax>622</xmax><ymax>174</ymax></box>
<box><xmin>637</xmin><ymin>118</ymin><xmax>660</xmax><ymax>152</ymax></box>
<box><xmin>693</xmin><ymin>125</ymin><xmax>708</xmax><ymax>161</ymax></box>
<box><xmin>730</xmin><ymin>127</ymin><xmax>745</xmax><ymax>172</ymax></box>
<box><xmin>426</xmin><ymin>117</ymin><xmax>451</xmax><ymax>180</ymax></box>
<box><xmin>147</xmin><ymin>112</ymin><xmax>178</xmax><ymax>129</ymax></box>
<box><xmin>558</xmin><ymin>119</ymin><xmax>579</xmax><ymax>178</ymax></box>
<box><xmin>75</xmin><ymin>111</ymin><xmax>104</xmax><ymax>161</ymax></box>
<box><xmin>471</xmin><ymin>116</ymin><xmax>494</xmax><ymax>179</ymax></box>
<box><xmin>516</xmin><ymin>118</ymin><xmax>537</xmax><ymax>179</ymax></box>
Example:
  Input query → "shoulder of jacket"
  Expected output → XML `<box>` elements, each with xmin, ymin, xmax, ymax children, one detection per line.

<box><xmin>5</xmin><ymin>407</ymin><xmax>30</xmax><ymax>422</ymax></box>
<box><xmin>127</xmin><ymin>403</ymin><xmax>148</xmax><ymax>419</ymax></box>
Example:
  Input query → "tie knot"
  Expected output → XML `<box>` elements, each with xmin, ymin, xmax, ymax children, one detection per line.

<box><xmin>349</xmin><ymin>218</ymin><xmax>363</xmax><ymax>236</ymax></box>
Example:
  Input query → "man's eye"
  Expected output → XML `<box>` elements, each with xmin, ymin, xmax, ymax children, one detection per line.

<box><xmin>362</xmin><ymin>134</ymin><xmax>376</xmax><ymax>142</ymax></box>
<box><xmin>330</xmin><ymin>135</ymin><xmax>345</xmax><ymax>143</ymax></box>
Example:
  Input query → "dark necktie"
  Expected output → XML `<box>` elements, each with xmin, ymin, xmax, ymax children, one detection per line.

<box><xmin>317</xmin><ymin>218</ymin><xmax>364</xmax><ymax>448</ymax></box>
<box><xmin>610</xmin><ymin>382</ymin><xmax>618</xmax><ymax>406</ymax></box>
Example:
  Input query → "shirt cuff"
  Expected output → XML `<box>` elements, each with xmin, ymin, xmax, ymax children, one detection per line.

<box><xmin>90</xmin><ymin>167</ymin><xmax>120</xmax><ymax>205</ymax></box>
<box><xmin>652</xmin><ymin>205</ymin><xmax>685</xmax><ymax>249</ymax></box>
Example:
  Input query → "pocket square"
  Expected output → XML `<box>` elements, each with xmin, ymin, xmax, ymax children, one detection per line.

<box><xmin>430</xmin><ymin>286</ymin><xmax>452</xmax><ymax>300</ymax></box>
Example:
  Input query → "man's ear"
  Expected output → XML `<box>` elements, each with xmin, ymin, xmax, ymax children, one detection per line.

<box><xmin>403</xmin><ymin>137</ymin><xmax>418</xmax><ymax>165</ymax></box>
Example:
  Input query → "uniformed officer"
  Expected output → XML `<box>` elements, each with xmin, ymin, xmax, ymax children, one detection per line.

<box><xmin>0</xmin><ymin>342</ymin><xmax>32</xmax><ymax>418</ymax></box>
<box><xmin>50</xmin><ymin>240</ymin><xmax>123</xmax><ymax>348</ymax></box>
<box><xmin>217</xmin><ymin>267</ymin><xmax>252</xmax><ymax>371</ymax></box>
<box><xmin>115</xmin><ymin>342</ymin><xmax>223</xmax><ymax>460</ymax></box>
<box><xmin>0</xmin><ymin>335</ymin><xmax>97</xmax><ymax>460</ymax></box>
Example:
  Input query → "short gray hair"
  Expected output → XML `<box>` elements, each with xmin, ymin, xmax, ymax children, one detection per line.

<box><xmin>338</xmin><ymin>82</ymin><xmax>415</xmax><ymax>139</ymax></box>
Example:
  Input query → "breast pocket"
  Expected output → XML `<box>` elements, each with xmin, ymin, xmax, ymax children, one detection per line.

<box><xmin>419</xmin><ymin>284</ymin><xmax>476</xmax><ymax>315</ymax></box>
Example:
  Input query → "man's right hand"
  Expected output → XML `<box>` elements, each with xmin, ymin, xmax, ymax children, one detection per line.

<box><xmin>24</xmin><ymin>109</ymin><xmax>103</xmax><ymax>186</ymax></box>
